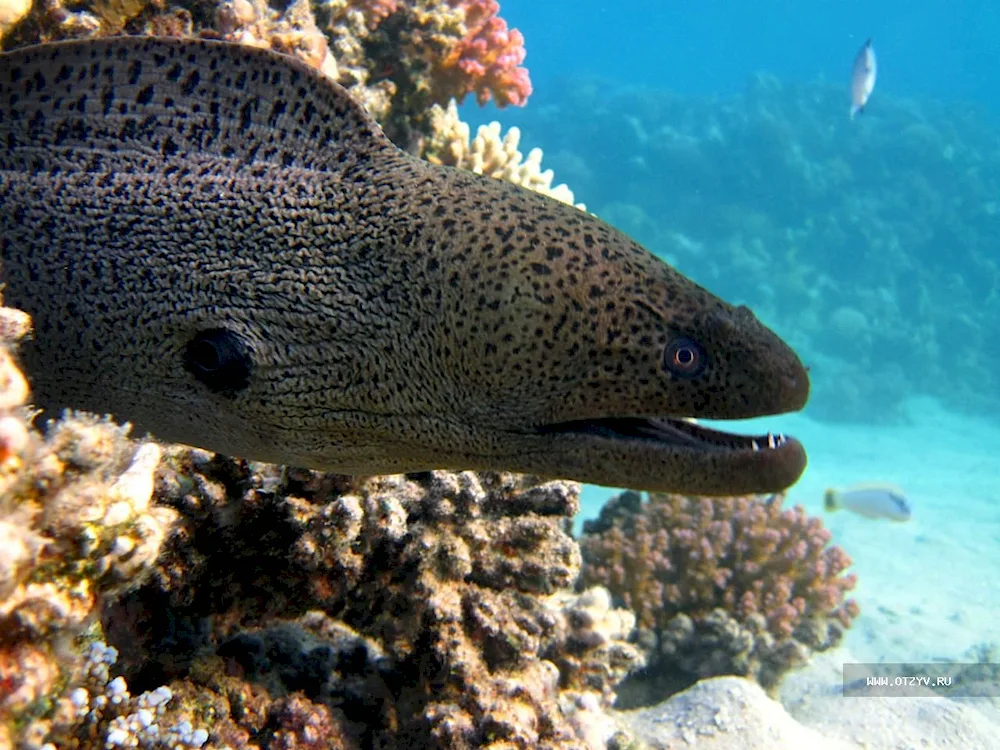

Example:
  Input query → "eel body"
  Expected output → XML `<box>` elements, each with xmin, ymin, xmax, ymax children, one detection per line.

<box><xmin>0</xmin><ymin>37</ymin><xmax>810</xmax><ymax>495</ymax></box>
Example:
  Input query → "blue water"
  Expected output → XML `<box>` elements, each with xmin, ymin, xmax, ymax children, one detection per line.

<box><xmin>462</xmin><ymin>0</ymin><xmax>1000</xmax><ymax>675</ymax></box>
<box><xmin>497</xmin><ymin>0</ymin><xmax>1000</xmax><ymax>108</ymax></box>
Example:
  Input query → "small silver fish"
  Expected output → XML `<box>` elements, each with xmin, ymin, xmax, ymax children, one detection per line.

<box><xmin>824</xmin><ymin>484</ymin><xmax>911</xmax><ymax>521</ymax></box>
<box><xmin>850</xmin><ymin>38</ymin><xmax>877</xmax><ymax>119</ymax></box>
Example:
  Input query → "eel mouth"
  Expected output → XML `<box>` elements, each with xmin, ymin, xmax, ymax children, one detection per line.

<box><xmin>535</xmin><ymin>416</ymin><xmax>792</xmax><ymax>454</ymax></box>
<box><xmin>530</xmin><ymin>416</ymin><xmax>806</xmax><ymax>495</ymax></box>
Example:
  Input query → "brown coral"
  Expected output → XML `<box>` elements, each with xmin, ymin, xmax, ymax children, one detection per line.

<box><xmin>579</xmin><ymin>491</ymin><xmax>859</xmax><ymax>702</ymax></box>
<box><xmin>95</xmin><ymin>458</ymin><xmax>642</xmax><ymax>749</ymax></box>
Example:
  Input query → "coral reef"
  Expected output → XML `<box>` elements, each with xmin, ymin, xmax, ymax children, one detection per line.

<box><xmin>99</xmin><ymin>458</ymin><xmax>643</xmax><ymax>748</ymax></box>
<box><xmin>1</xmin><ymin>0</ymin><xmax>531</xmax><ymax>151</ymax></box>
<box><xmin>489</xmin><ymin>75</ymin><xmax>1000</xmax><ymax>422</ymax></box>
<box><xmin>579</xmin><ymin>491</ymin><xmax>859</xmax><ymax>705</ymax></box>
<box><xmin>424</xmin><ymin>99</ymin><xmax>584</xmax><ymax>207</ymax></box>
<box><xmin>37</xmin><ymin>641</ymin><xmax>214</xmax><ymax>749</ymax></box>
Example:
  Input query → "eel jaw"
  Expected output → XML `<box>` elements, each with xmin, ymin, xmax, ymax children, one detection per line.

<box><xmin>536</xmin><ymin>416</ymin><xmax>791</xmax><ymax>452</ymax></box>
<box><xmin>528</xmin><ymin>416</ymin><xmax>807</xmax><ymax>496</ymax></box>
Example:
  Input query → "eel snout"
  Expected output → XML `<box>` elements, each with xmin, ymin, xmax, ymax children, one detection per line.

<box><xmin>456</xmin><ymin>250</ymin><xmax>813</xmax><ymax>495</ymax></box>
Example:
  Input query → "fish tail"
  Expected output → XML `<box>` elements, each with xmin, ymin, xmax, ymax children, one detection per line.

<box><xmin>823</xmin><ymin>489</ymin><xmax>840</xmax><ymax>512</ymax></box>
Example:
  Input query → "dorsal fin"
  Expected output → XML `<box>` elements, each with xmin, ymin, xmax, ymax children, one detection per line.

<box><xmin>0</xmin><ymin>36</ymin><xmax>394</xmax><ymax>174</ymax></box>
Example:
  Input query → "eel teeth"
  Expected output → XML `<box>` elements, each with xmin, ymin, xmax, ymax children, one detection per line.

<box><xmin>752</xmin><ymin>433</ymin><xmax>786</xmax><ymax>452</ymax></box>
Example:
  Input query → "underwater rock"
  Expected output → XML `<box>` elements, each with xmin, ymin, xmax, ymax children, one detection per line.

<box><xmin>579</xmin><ymin>491</ymin><xmax>858</xmax><ymax>706</ymax></box>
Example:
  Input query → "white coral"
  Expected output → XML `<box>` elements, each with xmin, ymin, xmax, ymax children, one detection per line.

<box><xmin>425</xmin><ymin>100</ymin><xmax>586</xmax><ymax>210</ymax></box>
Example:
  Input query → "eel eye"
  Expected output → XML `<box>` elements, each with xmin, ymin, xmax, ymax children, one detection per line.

<box><xmin>663</xmin><ymin>337</ymin><xmax>706</xmax><ymax>378</ymax></box>
<box><xmin>184</xmin><ymin>329</ymin><xmax>252</xmax><ymax>394</ymax></box>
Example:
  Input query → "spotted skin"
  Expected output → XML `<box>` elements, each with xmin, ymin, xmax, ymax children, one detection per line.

<box><xmin>0</xmin><ymin>37</ymin><xmax>809</xmax><ymax>495</ymax></box>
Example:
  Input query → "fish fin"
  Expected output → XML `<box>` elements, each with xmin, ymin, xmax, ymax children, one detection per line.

<box><xmin>823</xmin><ymin>489</ymin><xmax>839</xmax><ymax>512</ymax></box>
<box><xmin>0</xmin><ymin>36</ymin><xmax>393</xmax><ymax>175</ymax></box>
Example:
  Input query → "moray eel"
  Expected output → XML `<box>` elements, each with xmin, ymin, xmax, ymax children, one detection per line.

<box><xmin>0</xmin><ymin>37</ymin><xmax>810</xmax><ymax>495</ymax></box>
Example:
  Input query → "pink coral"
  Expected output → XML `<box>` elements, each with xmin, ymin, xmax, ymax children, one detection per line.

<box><xmin>440</xmin><ymin>0</ymin><xmax>532</xmax><ymax>107</ymax></box>
<box><xmin>580</xmin><ymin>491</ymin><xmax>859</xmax><ymax>698</ymax></box>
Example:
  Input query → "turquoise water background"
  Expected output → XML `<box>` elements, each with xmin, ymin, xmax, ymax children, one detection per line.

<box><xmin>496</xmin><ymin>0</ymin><xmax>998</xmax><ymax>105</ymax></box>
<box><xmin>459</xmin><ymin>1</ymin><xmax>1000</xmax><ymax>663</ymax></box>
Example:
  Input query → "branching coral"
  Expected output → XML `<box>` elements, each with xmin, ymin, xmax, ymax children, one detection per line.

<box><xmin>37</xmin><ymin>641</ymin><xmax>211</xmax><ymax>749</ymax></box>
<box><xmin>579</xmin><ymin>491</ymin><xmax>859</xmax><ymax>703</ymax></box>
<box><xmin>424</xmin><ymin>99</ymin><xmax>585</xmax><ymax>208</ymax></box>
<box><xmin>433</xmin><ymin>0</ymin><xmax>531</xmax><ymax>107</ymax></box>
<box><xmin>35</xmin><ymin>637</ymin><xmax>365</xmax><ymax>749</ymax></box>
